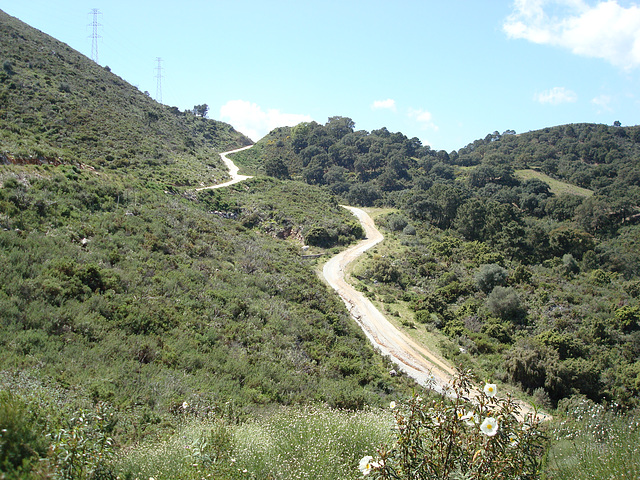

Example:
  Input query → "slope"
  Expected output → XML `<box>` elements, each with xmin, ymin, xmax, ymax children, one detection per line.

<box><xmin>0</xmin><ymin>11</ymin><xmax>414</xmax><ymax>423</ymax></box>
<box><xmin>0</xmin><ymin>9</ymin><xmax>251</xmax><ymax>187</ymax></box>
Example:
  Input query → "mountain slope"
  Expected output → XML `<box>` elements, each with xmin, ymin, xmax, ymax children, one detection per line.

<box><xmin>0</xmin><ymin>10</ymin><xmax>412</xmax><ymax>421</ymax></box>
<box><xmin>0</xmin><ymin>9</ymin><xmax>251</xmax><ymax>187</ymax></box>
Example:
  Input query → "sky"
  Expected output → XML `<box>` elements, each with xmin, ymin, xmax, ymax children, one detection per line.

<box><xmin>3</xmin><ymin>1</ymin><xmax>640</xmax><ymax>152</ymax></box>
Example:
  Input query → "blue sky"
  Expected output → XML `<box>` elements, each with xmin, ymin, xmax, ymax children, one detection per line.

<box><xmin>3</xmin><ymin>1</ymin><xmax>640</xmax><ymax>151</ymax></box>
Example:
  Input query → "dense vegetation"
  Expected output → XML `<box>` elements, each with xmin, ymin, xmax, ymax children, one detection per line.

<box><xmin>0</xmin><ymin>9</ymin><xmax>250</xmax><ymax>186</ymax></box>
<box><xmin>0</xmin><ymin>10</ymin><xmax>412</xmax><ymax>478</ymax></box>
<box><xmin>240</xmin><ymin>118</ymin><xmax>640</xmax><ymax>409</ymax></box>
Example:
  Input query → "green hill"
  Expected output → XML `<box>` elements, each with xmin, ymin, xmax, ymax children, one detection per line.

<box><xmin>0</xmin><ymin>9</ymin><xmax>251</xmax><ymax>188</ymax></box>
<box><xmin>2</xmin><ymin>8</ymin><xmax>640</xmax><ymax>479</ymax></box>
<box><xmin>0</xmin><ymin>6</ymin><xmax>409</xmax><ymax>448</ymax></box>
<box><xmin>241</xmin><ymin>117</ymin><xmax>640</xmax><ymax>409</ymax></box>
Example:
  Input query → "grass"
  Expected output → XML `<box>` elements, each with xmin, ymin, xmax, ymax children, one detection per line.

<box><xmin>114</xmin><ymin>405</ymin><xmax>395</xmax><ymax>480</ymax></box>
<box><xmin>515</xmin><ymin>169</ymin><xmax>594</xmax><ymax>197</ymax></box>
<box><xmin>543</xmin><ymin>399</ymin><xmax>640</xmax><ymax>479</ymax></box>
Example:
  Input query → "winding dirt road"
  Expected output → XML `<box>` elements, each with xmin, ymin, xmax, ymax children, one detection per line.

<box><xmin>201</xmin><ymin>147</ymin><xmax>456</xmax><ymax>393</ymax></box>
<box><xmin>322</xmin><ymin>207</ymin><xmax>455</xmax><ymax>394</ymax></box>
<box><xmin>195</xmin><ymin>145</ymin><xmax>254</xmax><ymax>191</ymax></box>
<box><xmin>206</xmin><ymin>146</ymin><xmax>547</xmax><ymax>418</ymax></box>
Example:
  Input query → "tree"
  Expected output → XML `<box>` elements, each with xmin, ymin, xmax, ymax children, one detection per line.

<box><xmin>474</xmin><ymin>264</ymin><xmax>508</xmax><ymax>293</ymax></box>
<box><xmin>264</xmin><ymin>156</ymin><xmax>289</xmax><ymax>180</ymax></box>
<box><xmin>192</xmin><ymin>104</ymin><xmax>209</xmax><ymax>117</ymax></box>
<box><xmin>325</xmin><ymin>116</ymin><xmax>355</xmax><ymax>139</ymax></box>
<box><xmin>346</xmin><ymin>184</ymin><xmax>380</xmax><ymax>207</ymax></box>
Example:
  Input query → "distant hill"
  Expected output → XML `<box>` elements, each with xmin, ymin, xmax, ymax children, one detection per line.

<box><xmin>0</xmin><ymin>9</ymin><xmax>251</xmax><ymax>186</ymax></box>
<box><xmin>241</xmin><ymin>119</ymin><xmax>639</xmax><ymax>203</ymax></box>
<box><xmin>239</xmin><ymin>117</ymin><xmax>640</xmax><ymax>408</ymax></box>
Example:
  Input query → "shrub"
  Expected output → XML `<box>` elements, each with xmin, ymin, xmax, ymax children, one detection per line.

<box><xmin>402</xmin><ymin>224</ymin><xmax>416</xmax><ymax>236</ymax></box>
<box><xmin>386</xmin><ymin>214</ymin><xmax>408</xmax><ymax>232</ymax></box>
<box><xmin>474</xmin><ymin>264</ymin><xmax>508</xmax><ymax>293</ymax></box>
<box><xmin>486</xmin><ymin>286</ymin><xmax>526</xmax><ymax>322</ymax></box>
<box><xmin>370</xmin><ymin>257</ymin><xmax>401</xmax><ymax>284</ymax></box>
<box><xmin>359</xmin><ymin>371</ymin><xmax>547</xmax><ymax>479</ymax></box>
<box><xmin>0</xmin><ymin>391</ymin><xmax>47</xmax><ymax>472</ymax></box>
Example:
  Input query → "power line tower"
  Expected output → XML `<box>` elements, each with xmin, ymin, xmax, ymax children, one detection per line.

<box><xmin>154</xmin><ymin>57</ymin><xmax>163</xmax><ymax>103</ymax></box>
<box><xmin>88</xmin><ymin>8</ymin><xmax>102</xmax><ymax>63</ymax></box>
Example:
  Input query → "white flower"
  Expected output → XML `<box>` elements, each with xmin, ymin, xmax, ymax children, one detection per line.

<box><xmin>432</xmin><ymin>413</ymin><xmax>446</xmax><ymax>426</ymax></box>
<box><xmin>358</xmin><ymin>456</ymin><xmax>380</xmax><ymax>476</ymax></box>
<box><xmin>484</xmin><ymin>383</ymin><xmax>497</xmax><ymax>398</ymax></box>
<box><xmin>480</xmin><ymin>417</ymin><xmax>499</xmax><ymax>436</ymax></box>
<box><xmin>390</xmin><ymin>401</ymin><xmax>396</xmax><ymax>409</ymax></box>
<box><xmin>182</xmin><ymin>401</ymin><xmax>189</xmax><ymax>409</ymax></box>
<box><xmin>461</xmin><ymin>410</ymin><xmax>477</xmax><ymax>425</ymax></box>
<box><xmin>509</xmin><ymin>434</ymin><xmax>518</xmax><ymax>447</ymax></box>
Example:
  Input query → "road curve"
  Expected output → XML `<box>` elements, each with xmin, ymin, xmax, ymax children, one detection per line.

<box><xmin>202</xmin><ymin>146</ymin><xmax>547</xmax><ymax>418</ymax></box>
<box><xmin>322</xmin><ymin>206</ymin><xmax>455</xmax><ymax>394</ymax></box>
<box><xmin>195</xmin><ymin>145</ymin><xmax>254</xmax><ymax>191</ymax></box>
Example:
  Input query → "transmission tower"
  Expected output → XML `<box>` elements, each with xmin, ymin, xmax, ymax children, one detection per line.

<box><xmin>88</xmin><ymin>8</ymin><xmax>102</xmax><ymax>63</ymax></box>
<box><xmin>155</xmin><ymin>57</ymin><xmax>164</xmax><ymax>103</ymax></box>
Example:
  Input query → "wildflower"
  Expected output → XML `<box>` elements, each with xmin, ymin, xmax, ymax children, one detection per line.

<box><xmin>390</xmin><ymin>401</ymin><xmax>396</xmax><ymax>409</ymax></box>
<box><xmin>359</xmin><ymin>456</ymin><xmax>380</xmax><ymax>476</ymax></box>
<box><xmin>461</xmin><ymin>410</ymin><xmax>477</xmax><ymax>425</ymax></box>
<box><xmin>480</xmin><ymin>417</ymin><xmax>499</xmax><ymax>436</ymax></box>
<box><xmin>484</xmin><ymin>383</ymin><xmax>497</xmax><ymax>398</ymax></box>
<box><xmin>432</xmin><ymin>411</ymin><xmax>446</xmax><ymax>426</ymax></box>
<box><xmin>509</xmin><ymin>434</ymin><xmax>518</xmax><ymax>447</ymax></box>
<box><xmin>182</xmin><ymin>401</ymin><xmax>189</xmax><ymax>409</ymax></box>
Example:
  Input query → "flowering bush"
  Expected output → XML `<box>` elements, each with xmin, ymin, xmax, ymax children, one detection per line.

<box><xmin>359</xmin><ymin>370</ymin><xmax>546</xmax><ymax>479</ymax></box>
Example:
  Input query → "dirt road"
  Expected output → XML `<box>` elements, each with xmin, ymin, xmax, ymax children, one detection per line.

<box><xmin>205</xmin><ymin>147</ymin><xmax>547</xmax><ymax>418</ymax></box>
<box><xmin>322</xmin><ymin>206</ymin><xmax>455</xmax><ymax>394</ymax></box>
<box><xmin>195</xmin><ymin>145</ymin><xmax>254</xmax><ymax>191</ymax></box>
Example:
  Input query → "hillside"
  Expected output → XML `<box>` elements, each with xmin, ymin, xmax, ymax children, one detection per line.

<box><xmin>2</xmin><ymin>9</ymin><xmax>640</xmax><ymax>480</ymax></box>
<box><xmin>0</xmin><ymin>6</ymin><xmax>413</xmax><ymax>460</ymax></box>
<box><xmin>0</xmin><ymin>9</ymin><xmax>252</xmax><ymax>188</ymax></box>
<box><xmin>240</xmin><ymin>118</ymin><xmax>640</xmax><ymax>408</ymax></box>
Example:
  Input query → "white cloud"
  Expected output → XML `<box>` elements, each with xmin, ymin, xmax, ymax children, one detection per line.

<box><xmin>371</xmin><ymin>99</ymin><xmax>397</xmax><ymax>111</ymax></box>
<box><xmin>408</xmin><ymin>108</ymin><xmax>439</xmax><ymax>131</ymax></box>
<box><xmin>504</xmin><ymin>0</ymin><xmax>640</xmax><ymax>69</ymax></box>
<box><xmin>534</xmin><ymin>86</ymin><xmax>578</xmax><ymax>104</ymax></box>
<box><xmin>591</xmin><ymin>93</ymin><xmax>613</xmax><ymax>111</ymax></box>
<box><xmin>219</xmin><ymin>99</ymin><xmax>313</xmax><ymax>141</ymax></box>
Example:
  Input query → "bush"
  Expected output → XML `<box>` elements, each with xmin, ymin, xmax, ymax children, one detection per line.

<box><xmin>0</xmin><ymin>391</ymin><xmax>47</xmax><ymax>472</ymax></box>
<box><xmin>359</xmin><ymin>371</ymin><xmax>547</xmax><ymax>479</ymax></box>
<box><xmin>474</xmin><ymin>263</ymin><xmax>508</xmax><ymax>293</ymax></box>
<box><xmin>386</xmin><ymin>214</ymin><xmax>408</xmax><ymax>232</ymax></box>
<box><xmin>486</xmin><ymin>286</ymin><xmax>526</xmax><ymax>322</ymax></box>
<box><xmin>402</xmin><ymin>224</ymin><xmax>416</xmax><ymax>236</ymax></box>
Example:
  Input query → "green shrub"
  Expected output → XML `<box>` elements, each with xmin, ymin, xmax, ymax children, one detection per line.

<box><xmin>486</xmin><ymin>286</ymin><xmax>527</xmax><ymax>322</ymax></box>
<box><xmin>474</xmin><ymin>263</ymin><xmax>508</xmax><ymax>293</ymax></box>
<box><xmin>0</xmin><ymin>391</ymin><xmax>47</xmax><ymax>473</ymax></box>
<box><xmin>360</xmin><ymin>371</ymin><xmax>547</xmax><ymax>479</ymax></box>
